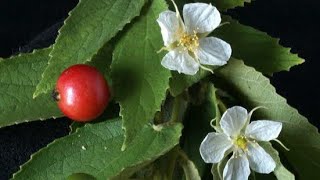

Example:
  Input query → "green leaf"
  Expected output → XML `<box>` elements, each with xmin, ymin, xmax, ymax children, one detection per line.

<box><xmin>214</xmin><ymin>16</ymin><xmax>304</xmax><ymax>74</ymax></box>
<box><xmin>33</xmin><ymin>0</ymin><xmax>147</xmax><ymax>97</ymax></box>
<box><xmin>112</xmin><ymin>160</ymin><xmax>153</xmax><ymax>179</ymax></box>
<box><xmin>111</xmin><ymin>0</ymin><xmax>171</xmax><ymax>148</ymax></box>
<box><xmin>0</xmin><ymin>48</ymin><xmax>62</xmax><ymax>127</ymax></box>
<box><xmin>211</xmin><ymin>157</ymin><xmax>227</xmax><ymax>180</ymax></box>
<box><xmin>13</xmin><ymin>118</ymin><xmax>183</xmax><ymax>179</ymax></box>
<box><xmin>178</xmin><ymin>150</ymin><xmax>201</xmax><ymax>180</ymax></box>
<box><xmin>0</xmin><ymin>41</ymin><xmax>113</xmax><ymax>128</ymax></box>
<box><xmin>169</xmin><ymin>69</ymin><xmax>211</xmax><ymax>97</ymax></box>
<box><xmin>182</xmin><ymin>83</ymin><xmax>218</xmax><ymax>177</ymax></box>
<box><xmin>87</xmin><ymin>43</ymin><xmax>114</xmax><ymax>83</ymax></box>
<box><xmin>260</xmin><ymin>142</ymin><xmax>295</xmax><ymax>180</ymax></box>
<box><xmin>214</xmin><ymin>59</ymin><xmax>320</xmax><ymax>179</ymax></box>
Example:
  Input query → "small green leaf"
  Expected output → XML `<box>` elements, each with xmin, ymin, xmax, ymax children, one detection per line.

<box><xmin>169</xmin><ymin>69</ymin><xmax>212</xmax><ymax>97</ymax></box>
<box><xmin>182</xmin><ymin>83</ymin><xmax>218</xmax><ymax>177</ymax></box>
<box><xmin>0</xmin><ymin>48</ymin><xmax>62</xmax><ymax>127</ymax></box>
<box><xmin>178</xmin><ymin>150</ymin><xmax>201</xmax><ymax>180</ymax></box>
<box><xmin>214</xmin><ymin>16</ymin><xmax>304</xmax><ymax>74</ymax></box>
<box><xmin>13</xmin><ymin>118</ymin><xmax>183</xmax><ymax>179</ymax></box>
<box><xmin>214</xmin><ymin>59</ymin><xmax>320</xmax><ymax>179</ymax></box>
<box><xmin>260</xmin><ymin>142</ymin><xmax>295</xmax><ymax>180</ymax></box>
<box><xmin>33</xmin><ymin>0</ymin><xmax>147</xmax><ymax>97</ymax></box>
<box><xmin>111</xmin><ymin>0</ymin><xmax>171</xmax><ymax>148</ymax></box>
<box><xmin>211</xmin><ymin>157</ymin><xmax>227</xmax><ymax>180</ymax></box>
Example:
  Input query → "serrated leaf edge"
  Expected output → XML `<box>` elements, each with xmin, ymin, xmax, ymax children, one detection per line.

<box><xmin>226</xmin><ymin>59</ymin><xmax>317</xmax><ymax>133</ymax></box>
<box><xmin>11</xmin><ymin>120</ymin><xmax>104</xmax><ymax>179</ymax></box>
<box><xmin>33</xmin><ymin>0</ymin><xmax>148</xmax><ymax>98</ymax></box>
<box><xmin>119</xmin><ymin>85</ymin><xmax>172</xmax><ymax>151</ymax></box>
<box><xmin>112</xmin><ymin>123</ymin><xmax>183</xmax><ymax>178</ymax></box>
<box><xmin>12</xmin><ymin>121</ymin><xmax>182</xmax><ymax>179</ymax></box>
<box><xmin>222</xmin><ymin>16</ymin><xmax>305</xmax><ymax>74</ymax></box>
<box><xmin>0</xmin><ymin>47</ymin><xmax>64</xmax><ymax>128</ymax></box>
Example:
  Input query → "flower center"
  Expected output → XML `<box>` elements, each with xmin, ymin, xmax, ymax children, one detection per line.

<box><xmin>178</xmin><ymin>31</ymin><xmax>199</xmax><ymax>52</ymax></box>
<box><xmin>235</xmin><ymin>136</ymin><xmax>248</xmax><ymax>150</ymax></box>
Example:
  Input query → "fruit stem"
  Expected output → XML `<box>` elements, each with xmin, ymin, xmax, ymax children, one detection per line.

<box><xmin>51</xmin><ymin>89</ymin><xmax>60</xmax><ymax>102</ymax></box>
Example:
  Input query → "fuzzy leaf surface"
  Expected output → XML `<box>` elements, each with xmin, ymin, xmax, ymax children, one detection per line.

<box><xmin>0</xmin><ymin>48</ymin><xmax>62</xmax><ymax>127</ymax></box>
<box><xmin>111</xmin><ymin>0</ymin><xmax>171</xmax><ymax>148</ymax></box>
<box><xmin>214</xmin><ymin>16</ymin><xmax>304</xmax><ymax>74</ymax></box>
<box><xmin>13</xmin><ymin>119</ymin><xmax>183</xmax><ymax>179</ymax></box>
<box><xmin>34</xmin><ymin>0</ymin><xmax>147</xmax><ymax>97</ymax></box>
<box><xmin>214</xmin><ymin>59</ymin><xmax>320</xmax><ymax>179</ymax></box>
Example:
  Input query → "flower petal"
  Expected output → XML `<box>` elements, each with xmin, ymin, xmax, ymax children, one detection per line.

<box><xmin>247</xmin><ymin>142</ymin><xmax>276</xmax><ymax>173</ymax></box>
<box><xmin>157</xmin><ymin>10</ymin><xmax>182</xmax><ymax>46</ymax></box>
<box><xmin>220</xmin><ymin>106</ymin><xmax>248</xmax><ymax>137</ymax></box>
<box><xmin>196</xmin><ymin>37</ymin><xmax>231</xmax><ymax>66</ymax></box>
<box><xmin>245</xmin><ymin>120</ymin><xmax>282</xmax><ymax>141</ymax></box>
<box><xmin>223</xmin><ymin>155</ymin><xmax>250</xmax><ymax>180</ymax></box>
<box><xmin>161</xmin><ymin>48</ymin><xmax>199</xmax><ymax>75</ymax></box>
<box><xmin>200</xmin><ymin>132</ymin><xmax>233</xmax><ymax>163</ymax></box>
<box><xmin>183</xmin><ymin>3</ymin><xmax>221</xmax><ymax>34</ymax></box>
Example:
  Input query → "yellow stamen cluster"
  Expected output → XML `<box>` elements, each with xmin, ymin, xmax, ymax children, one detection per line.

<box><xmin>235</xmin><ymin>136</ymin><xmax>248</xmax><ymax>150</ymax></box>
<box><xmin>178</xmin><ymin>31</ymin><xmax>199</xmax><ymax>52</ymax></box>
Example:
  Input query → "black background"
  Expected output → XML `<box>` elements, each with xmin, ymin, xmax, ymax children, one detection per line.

<box><xmin>0</xmin><ymin>0</ymin><xmax>319</xmax><ymax>179</ymax></box>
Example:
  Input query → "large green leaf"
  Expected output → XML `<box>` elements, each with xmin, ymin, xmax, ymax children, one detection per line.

<box><xmin>13</xmin><ymin>118</ymin><xmax>183</xmax><ymax>179</ymax></box>
<box><xmin>214</xmin><ymin>16</ymin><xmax>304</xmax><ymax>74</ymax></box>
<box><xmin>111</xmin><ymin>0</ymin><xmax>171</xmax><ymax>148</ymax></box>
<box><xmin>214</xmin><ymin>59</ymin><xmax>320</xmax><ymax>179</ymax></box>
<box><xmin>0</xmin><ymin>48</ymin><xmax>62</xmax><ymax>127</ymax></box>
<box><xmin>33</xmin><ymin>0</ymin><xmax>147</xmax><ymax>97</ymax></box>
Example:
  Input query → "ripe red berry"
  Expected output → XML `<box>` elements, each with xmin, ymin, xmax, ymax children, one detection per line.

<box><xmin>54</xmin><ymin>64</ymin><xmax>110</xmax><ymax>122</ymax></box>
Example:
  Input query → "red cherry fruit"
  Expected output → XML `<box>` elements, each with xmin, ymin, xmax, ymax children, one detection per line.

<box><xmin>54</xmin><ymin>64</ymin><xmax>110</xmax><ymax>122</ymax></box>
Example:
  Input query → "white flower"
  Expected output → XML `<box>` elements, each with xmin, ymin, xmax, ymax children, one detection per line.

<box><xmin>156</xmin><ymin>1</ymin><xmax>232</xmax><ymax>75</ymax></box>
<box><xmin>200</xmin><ymin>106</ymin><xmax>283</xmax><ymax>180</ymax></box>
